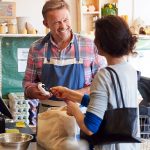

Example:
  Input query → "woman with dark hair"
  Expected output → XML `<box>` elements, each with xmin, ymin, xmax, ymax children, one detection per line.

<box><xmin>51</xmin><ymin>16</ymin><xmax>140</xmax><ymax>150</ymax></box>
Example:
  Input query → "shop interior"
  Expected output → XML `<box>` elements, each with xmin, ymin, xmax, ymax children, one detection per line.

<box><xmin>0</xmin><ymin>0</ymin><xmax>150</xmax><ymax>149</ymax></box>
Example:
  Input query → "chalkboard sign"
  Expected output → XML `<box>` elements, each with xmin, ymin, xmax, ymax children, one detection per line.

<box><xmin>1</xmin><ymin>36</ymin><xmax>42</xmax><ymax>98</ymax></box>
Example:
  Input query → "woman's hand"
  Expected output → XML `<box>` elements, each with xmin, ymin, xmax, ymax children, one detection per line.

<box><xmin>51</xmin><ymin>86</ymin><xmax>83</xmax><ymax>103</ymax></box>
<box><xmin>66</xmin><ymin>101</ymin><xmax>80</xmax><ymax>116</ymax></box>
<box><xmin>66</xmin><ymin>101</ymin><xmax>93</xmax><ymax>136</ymax></box>
<box><xmin>50</xmin><ymin>86</ymin><xmax>68</xmax><ymax>99</ymax></box>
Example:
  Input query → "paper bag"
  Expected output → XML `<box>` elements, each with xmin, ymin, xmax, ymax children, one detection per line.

<box><xmin>36</xmin><ymin>106</ymin><xmax>78</xmax><ymax>150</ymax></box>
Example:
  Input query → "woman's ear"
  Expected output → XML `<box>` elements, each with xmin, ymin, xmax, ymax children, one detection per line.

<box><xmin>43</xmin><ymin>20</ymin><xmax>49</xmax><ymax>28</ymax></box>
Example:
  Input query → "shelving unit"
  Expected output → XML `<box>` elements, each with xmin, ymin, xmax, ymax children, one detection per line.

<box><xmin>77</xmin><ymin>0</ymin><xmax>101</xmax><ymax>35</ymax></box>
<box><xmin>77</xmin><ymin>0</ymin><xmax>118</xmax><ymax>36</ymax></box>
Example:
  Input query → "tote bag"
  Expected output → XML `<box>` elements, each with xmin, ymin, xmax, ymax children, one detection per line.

<box><xmin>37</xmin><ymin>106</ymin><xmax>78</xmax><ymax>150</ymax></box>
<box><xmin>80</xmin><ymin>67</ymin><xmax>141</xmax><ymax>145</ymax></box>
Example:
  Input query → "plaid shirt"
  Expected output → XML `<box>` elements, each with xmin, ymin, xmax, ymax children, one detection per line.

<box><xmin>23</xmin><ymin>33</ymin><xmax>106</xmax><ymax>89</ymax></box>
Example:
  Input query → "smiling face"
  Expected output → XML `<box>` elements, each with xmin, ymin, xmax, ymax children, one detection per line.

<box><xmin>43</xmin><ymin>8</ymin><xmax>72</xmax><ymax>43</ymax></box>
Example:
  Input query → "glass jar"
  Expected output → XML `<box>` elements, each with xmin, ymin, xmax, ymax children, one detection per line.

<box><xmin>7</xmin><ymin>23</ymin><xmax>17</xmax><ymax>34</ymax></box>
<box><xmin>0</xmin><ymin>23</ymin><xmax>7</xmax><ymax>34</ymax></box>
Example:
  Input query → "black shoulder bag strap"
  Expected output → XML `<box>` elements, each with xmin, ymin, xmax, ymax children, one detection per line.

<box><xmin>106</xmin><ymin>67</ymin><xmax>125</xmax><ymax>108</ymax></box>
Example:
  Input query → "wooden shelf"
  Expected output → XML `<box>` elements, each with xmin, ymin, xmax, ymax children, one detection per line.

<box><xmin>77</xmin><ymin>0</ymin><xmax>118</xmax><ymax>35</ymax></box>
<box><xmin>0</xmin><ymin>34</ymin><xmax>45</xmax><ymax>37</ymax></box>
<box><xmin>77</xmin><ymin>0</ymin><xmax>101</xmax><ymax>34</ymax></box>
<box><xmin>82</xmin><ymin>11</ymin><xmax>100</xmax><ymax>15</ymax></box>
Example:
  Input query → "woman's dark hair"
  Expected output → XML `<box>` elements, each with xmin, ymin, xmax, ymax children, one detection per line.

<box><xmin>94</xmin><ymin>15</ymin><xmax>137</xmax><ymax>57</ymax></box>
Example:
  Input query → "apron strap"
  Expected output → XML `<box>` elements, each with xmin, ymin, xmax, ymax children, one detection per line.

<box><xmin>74</xmin><ymin>35</ymin><xmax>80</xmax><ymax>62</ymax></box>
<box><xmin>47</xmin><ymin>40</ymin><xmax>51</xmax><ymax>62</ymax></box>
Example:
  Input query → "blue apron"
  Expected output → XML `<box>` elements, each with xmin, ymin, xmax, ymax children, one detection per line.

<box><xmin>41</xmin><ymin>35</ymin><xmax>85</xmax><ymax>100</ymax></box>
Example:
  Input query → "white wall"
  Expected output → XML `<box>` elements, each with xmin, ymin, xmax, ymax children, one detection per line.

<box><xmin>134</xmin><ymin>0</ymin><xmax>150</xmax><ymax>25</ymax></box>
<box><xmin>15</xmin><ymin>0</ymin><xmax>45</xmax><ymax>34</ymax></box>
<box><xmin>5</xmin><ymin>0</ymin><xmax>150</xmax><ymax>34</ymax></box>
<box><xmin>15</xmin><ymin>0</ymin><xmax>78</xmax><ymax>34</ymax></box>
<box><xmin>118</xmin><ymin>0</ymin><xmax>150</xmax><ymax>26</ymax></box>
<box><xmin>118</xmin><ymin>0</ymin><xmax>133</xmax><ymax>25</ymax></box>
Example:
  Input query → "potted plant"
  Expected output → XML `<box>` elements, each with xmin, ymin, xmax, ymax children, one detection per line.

<box><xmin>101</xmin><ymin>3</ymin><xmax>118</xmax><ymax>16</ymax></box>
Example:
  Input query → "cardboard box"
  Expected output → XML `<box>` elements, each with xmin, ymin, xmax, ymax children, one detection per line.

<box><xmin>0</xmin><ymin>2</ymin><xmax>16</xmax><ymax>19</ymax></box>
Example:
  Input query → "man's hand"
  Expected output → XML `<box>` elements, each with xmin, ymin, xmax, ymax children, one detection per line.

<box><xmin>26</xmin><ymin>84</ymin><xmax>52</xmax><ymax>100</ymax></box>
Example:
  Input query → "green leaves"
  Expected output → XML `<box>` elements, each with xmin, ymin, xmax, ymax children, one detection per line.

<box><xmin>101</xmin><ymin>3</ymin><xmax>118</xmax><ymax>16</ymax></box>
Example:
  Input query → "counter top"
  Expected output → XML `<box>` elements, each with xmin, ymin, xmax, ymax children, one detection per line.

<box><xmin>0</xmin><ymin>142</ymin><xmax>44</xmax><ymax>150</ymax></box>
<box><xmin>137</xmin><ymin>34</ymin><xmax>150</xmax><ymax>39</ymax></box>
<box><xmin>27</xmin><ymin>142</ymin><xmax>44</xmax><ymax>150</ymax></box>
